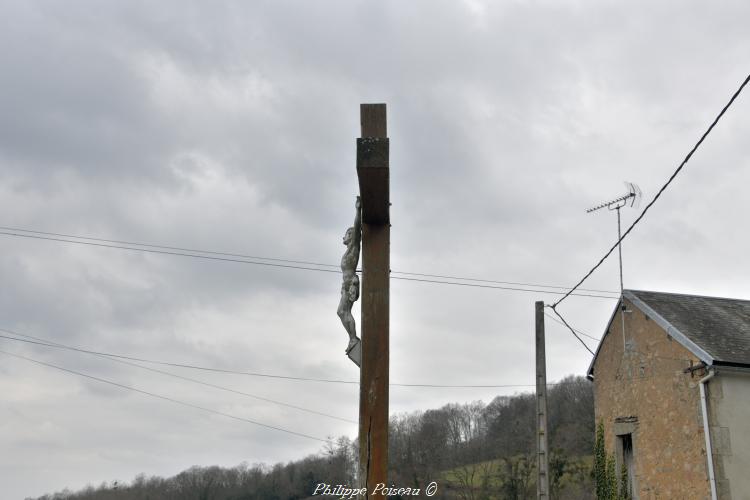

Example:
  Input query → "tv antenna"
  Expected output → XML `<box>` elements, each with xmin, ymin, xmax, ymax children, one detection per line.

<box><xmin>587</xmin><ymin>182</ymin><xmax>642</xmax><ymax>349</ymax></box>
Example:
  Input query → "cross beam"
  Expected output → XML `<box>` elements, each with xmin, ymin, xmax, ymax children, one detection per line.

<box><xmin>357</xmin><ymin>107</ymin><xmax>389</xmax><ymax>224</ymax></box>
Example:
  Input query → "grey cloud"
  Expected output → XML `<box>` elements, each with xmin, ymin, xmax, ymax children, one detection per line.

<box><xmin>2</xmin><ymin>1</ymin><xmax>750</xmax><ymax>498</ymax></box>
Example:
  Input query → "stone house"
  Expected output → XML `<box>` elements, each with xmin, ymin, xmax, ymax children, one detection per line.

<box><xmin>586</xmin><ymin>289</ymin><xmax>750</xmax><ymax>500</ymax></box>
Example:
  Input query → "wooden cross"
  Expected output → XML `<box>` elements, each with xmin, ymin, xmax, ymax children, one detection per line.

<box><xmin>356</xmin><ymin>103</ymin><xmax>390</xmax><ymax>496</ymax></box>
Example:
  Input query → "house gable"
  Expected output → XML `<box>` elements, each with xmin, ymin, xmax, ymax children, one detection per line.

<box><xmin>590</xmin><ymin>296</ymin><xmax>710</xmax><ymax>498</ymax></box>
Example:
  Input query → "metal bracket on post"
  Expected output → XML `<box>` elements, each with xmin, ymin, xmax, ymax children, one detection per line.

<box><xmin>347</xmin><ymin>339</ymin><xmax>361</xmax><ymax>367</ymax></box>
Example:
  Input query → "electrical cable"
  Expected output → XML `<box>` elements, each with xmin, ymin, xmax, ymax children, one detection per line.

<box><xmin>553</xmin><ymin>73</ymin><xmax>750</xmax><ymax>308</ymax></box>
<box><xmin>391</xmin><ymin>270</ymin><xmax>616</xmax><ymax>294</ymax></box>
<box><xmin>548</xmin><ymin>307</ymin><xmax>595</xmax><ymax>356</ymax></box>
<box><xmin>0</xmin><ymin>230</ymin><xmax>341</xmax><ymax>275</ymax></box>
<box><xmin>546</xmin><ymin>309</ymin><xmax>702</xmax><ymax>364</ymax></box>
<box><xmin>1</xmin><ymin>330</ymin><xmax>355</xmax><ymax>424</ymax></box>
<box><xmin>0</xmin><ymin>332</ymin><xmax>357</xmax><ymax>384</ymax></box>
<box><xmin>0</xmin><ymin>227</ymin><xmax>618</xmax><ymax>299</ymax></box>
<box><xmin>0</xmin><ymin>330</ymin><xmax>573</xmax><ymax>389</ymax></box>
<box><xmin>393</xmin><ymin>276</ymin><xmax>616</xmax><ymax>299</ymax></box>
<box><xmin>0</xmin><ymin>225</ymin><xmax>339</xmax><ymax>269</ymax></box>
<box><xmin>0</xmin><ymin>348</ymin><xmax>330</xmax><ymax>443</ymax></box>
<box><xmin>544</xmin><ymin>312</ymin><xmax>601</xmax><ymax>342</ymax></box>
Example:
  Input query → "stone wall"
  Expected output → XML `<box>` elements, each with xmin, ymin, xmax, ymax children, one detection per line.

<box><xmin>591</xmin><ymin>298</ymin><xmax>711</xmax><ymax>499</ymax></box>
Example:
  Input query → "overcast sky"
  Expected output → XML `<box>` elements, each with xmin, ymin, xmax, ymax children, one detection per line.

<box><xmin>1</xmin><ymin>1</ymin><xmax>749</xmax><ymax>498</ymax></box>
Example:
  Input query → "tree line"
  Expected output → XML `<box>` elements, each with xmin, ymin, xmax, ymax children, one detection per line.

<box><xmin>31</xmin><ymin>375</ymin><xmax>594</xmax><ymax>500</ymax></box>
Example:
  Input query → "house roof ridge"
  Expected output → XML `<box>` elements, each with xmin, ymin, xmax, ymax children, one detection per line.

<box><xmin>626</xmin><ymin>289</ymin><xmax>750</xmax><ymax>304</ymax></box>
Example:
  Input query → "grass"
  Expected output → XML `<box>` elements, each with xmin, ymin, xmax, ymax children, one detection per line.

<box><xmin>439</xmin><ymin>454</ymin><xmax>594</xmax><ymax>499</ymax></box>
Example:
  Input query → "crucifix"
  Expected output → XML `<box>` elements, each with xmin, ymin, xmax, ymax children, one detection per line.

<box><xmin>338</xmin><ymin>196</ymin><xmax>362</xmax><ymax>365</ymax></box>
<box><xmin>356</xmin><ymin>103</ymin><xmax>390</xmax><ymax>496</ymax></box>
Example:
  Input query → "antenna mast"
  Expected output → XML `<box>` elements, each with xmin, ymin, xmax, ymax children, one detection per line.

<box><xmin>586</xmin><ymin>182</ymin><xmax>641</xmax><ymax>349</ymax></box>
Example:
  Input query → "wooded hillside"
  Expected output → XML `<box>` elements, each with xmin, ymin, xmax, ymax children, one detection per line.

<box><xmin>31</xmin><ymin>375</ymin><xmax>593</xmax><ymax>500</ymax></box>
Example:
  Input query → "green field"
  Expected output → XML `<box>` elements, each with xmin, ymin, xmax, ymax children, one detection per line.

<box><xmin>439</xmin><ymin>454</ymin><xmax>594</xmax><ymax>500</ymax></box>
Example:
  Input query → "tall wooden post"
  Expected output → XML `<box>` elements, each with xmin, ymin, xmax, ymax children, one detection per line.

<box><xmin>357</xmin><ymin>103</ymin><xmax>390</xmax><ymax>496</ymax></box>
<box><xmin>535</xmin><ymin>301</ymin><xmax>550</xmax><ymax>499</ymax></box>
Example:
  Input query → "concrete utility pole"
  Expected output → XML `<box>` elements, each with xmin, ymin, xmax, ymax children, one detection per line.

<box><xmin>535</xmin><ymin>301</ymin><xmax>550</xmax><ymax>499</ymax></box>
<box><xmin>356</xmin><ymin>103</ymin><xmax>390</xmax><ymax>497</ymax></box>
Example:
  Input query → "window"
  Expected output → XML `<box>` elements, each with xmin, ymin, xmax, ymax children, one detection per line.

<box><xmin>618</xmin><ymin>433</ymin><xmax>635</xmax><ymax>498</ymax></box>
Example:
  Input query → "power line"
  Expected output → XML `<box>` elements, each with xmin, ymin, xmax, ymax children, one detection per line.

<box><xmin>548</xmin><ymin>307</ymin><xmax>595</xmax><ymax>356</ymax></box>
<box><xmin>0</xmin><ymin>329</ymin><xmax>570</xmax><ymax>389</ymax></box>
<box><xmin>0</xmin><ymin>225</ymin><xmax>340</xmax><ymax>269</ymax></box>
<box><xmin>2</xmin><ymin>330</ymin><xmax>355</xmax><ymax>424</ymax></box>
<box><xmin>116</xmin><ymin>360</ymin><xmax>357</xmax><ymax>424</ymax></box>
<box><xmin>544</xmin><ymin>312</ymin><xmax>601</xmax><ymax>342</ymax></box>
<box><xmin>0</xmin><ymin>226</ymin><xmax>618</xmax><ymax>299</ymax></box>
<box><xmin>392</xmin><ymin>270</ymin><xmax>616</xmax><ymax>294</ymax></box>
<box><xmin>553</xmin><ymin>73</ymin><xmax>750</xmax><ymax>308</ymax></box>
<box><xmin>393</xmin><ymin>276</ymin><xmax>616</xmax><ymax>299</ymax></box>
<box><xmin>545</xmin><ymin>309</ymin><xmax>703</xmax><ymax>364</ymax></box>
<box><xmin>0</xmin><ymin>332</ymin><xmax>357</xmax><ymax>384</ymax></box>
<box><xmin>0</xmin><ymin>230</ymin><xmax>341</xmax><ymax>275</ymax></box>
<box><xmin>0</xmin><ymin>348</ymin><xmax>331</xmax><ymax>443</ymax></box>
